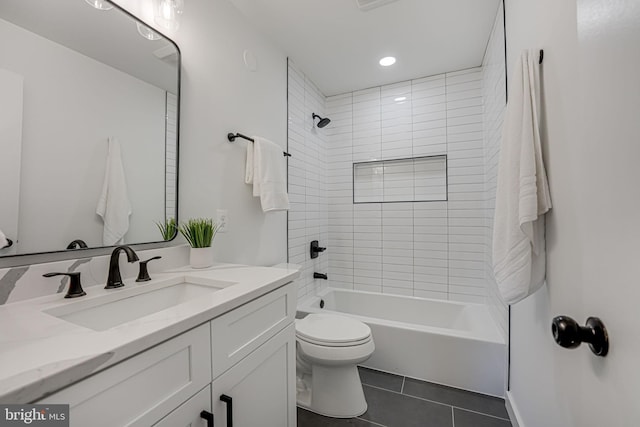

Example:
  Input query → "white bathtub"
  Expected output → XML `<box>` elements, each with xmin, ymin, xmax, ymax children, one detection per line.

<box><xmin>297</xmin><ymin>288</ymin><xmax>506</xmax><ymax>397</ymax></box>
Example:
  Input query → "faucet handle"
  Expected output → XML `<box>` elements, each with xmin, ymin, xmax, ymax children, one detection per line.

<box><xmin>43</xmin><ymin>272</ymin><xmax>86</xmax><ymax>298</ymax></box>
<box><xmin>136</xmin><ymin>256</ymin><xmax>162</xmax><ymax>282</ymax></box>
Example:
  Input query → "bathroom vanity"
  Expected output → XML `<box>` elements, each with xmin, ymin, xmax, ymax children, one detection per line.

<box><xmin>0</xmin><ymin>264</ymin><xmax>299</xmax><ymax>427</ymax></box>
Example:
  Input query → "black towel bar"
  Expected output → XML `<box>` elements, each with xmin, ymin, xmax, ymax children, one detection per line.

<box><xmin>227</xmin><ymin>133</ymin><xmax>291</xmax><ymax>157</ymax></box>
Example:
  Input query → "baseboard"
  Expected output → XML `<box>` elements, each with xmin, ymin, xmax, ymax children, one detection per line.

<box><xmin>505</xmin><ymin>391</ymin><xmax>525</xmax><ymax>427</ymax></box>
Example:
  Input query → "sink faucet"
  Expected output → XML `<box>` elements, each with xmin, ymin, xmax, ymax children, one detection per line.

<box><xmin>106</xmin><ymin>246</ymin><xmax>139</xmax><ymax>289</ymax></box>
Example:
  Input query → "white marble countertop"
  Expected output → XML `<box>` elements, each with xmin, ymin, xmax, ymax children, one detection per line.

<box><xmin>0</xmin><ymin>263</ymin><xmax>300</xmax><ymax>404</ymax></box>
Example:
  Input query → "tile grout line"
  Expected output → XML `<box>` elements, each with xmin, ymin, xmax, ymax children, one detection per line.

<box><xmin>356</xmin><ymin>417</ymin><xmax>387</xmax><ymax>427</ymax></box>
<box><xmin>363</xmin><ymin>384</ymin><xmax>511</xmax><ymax>422</ymax></box>
<box><xmin>451</xmin><ymin>406</ymin><xmax>512</xmax><ymax>422</ymax></box>
<box><xmin>400</xmin><ymin>376</ymin><xmax>406</xmax><ymax>394</ymax></box>
<box><xmin>452</xmin><ymin>406</ymin><xmax>456</xmax><ymax>427</ymax></box>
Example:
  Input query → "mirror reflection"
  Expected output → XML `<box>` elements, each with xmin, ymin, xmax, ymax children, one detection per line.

<box><xmin>0</xmin><ymin>0</ymin><xmax>179</xmax><ymax>256</ymax></box>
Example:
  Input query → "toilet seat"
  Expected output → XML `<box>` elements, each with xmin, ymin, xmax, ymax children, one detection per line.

<box><xmin>296</xmin><ymin>313</ymin><xmax>371</xmax><ymax>347</ymax></box>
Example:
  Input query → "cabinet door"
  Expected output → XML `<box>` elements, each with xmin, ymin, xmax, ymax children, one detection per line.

<box><xmin>154</xmin><ymin>385</ymin><xmax>212</xmax><ymax>427</ymax></box>
<box><xmin>40</xmin><ymin>324</ymin><xmax>211</xmax><ymax>427</ymax></box>
<box><xmin>212</xmin><ymin>323</ymin><xmax>296</xmax><ymax>427</ymax></box>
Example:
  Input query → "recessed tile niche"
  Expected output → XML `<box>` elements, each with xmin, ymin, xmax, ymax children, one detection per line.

<box><xmin>353</xmin><ymin>155</ymin><xmax>447</xmax><ymax>203</ymax></box>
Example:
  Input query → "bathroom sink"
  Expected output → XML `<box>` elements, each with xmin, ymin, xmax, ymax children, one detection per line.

<box><xmin>44</xmin><ymin>276</ymin><xmax>235</xmax><ymax>331</ymax></box>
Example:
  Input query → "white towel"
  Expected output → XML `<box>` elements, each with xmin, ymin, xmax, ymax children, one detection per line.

<box><xmin>0</xmin><ymin>229</ymin><xmax>8</xmax><ymax>249</ymax></box>
<box><xmin>492</xmin><ymin>49</ymin><xmax>552</xmax><ymax>305</ymax></box>
<box><xmin>245</xmin><ymin>137</ymin><xmax>289</xmax><ymax>212</ymax></box>
<box><xmin>96</xmin><ymin>137</ymin><xmax>132</xmax><ymax>245</ymax></box>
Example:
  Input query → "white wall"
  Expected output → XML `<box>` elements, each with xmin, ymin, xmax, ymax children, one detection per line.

<box><xmin>482</xmin><ymin>2</ymin><xmax>508</xmax><ymax>341</ymax></box>
<box><xmin>504</xmin><ymin>0</ymin><xmax>578</xmax><ymax>425</ymax></box>
<box><xmin>505</xmin><ymin>0</ymin><xmax>640</xmax><ymax>426</ymax></box>
<box><xmin>0</xmin><ymin>17</ymin><xmax>166</xmax><ymax>253</ymax></box>
<box><xmin>323</xmin><ymin>70</ymin><xmax>487</xmax><ymax>302</ymax></box>
<box><xmin>287</xmin><ymin>60</ymin><xmax>329</xmax><ymax>301</ymax></box>
<box><xmin>81</xmin><ymin>0</ymin><xmax>288</xmax><ymax>267</ymax></box>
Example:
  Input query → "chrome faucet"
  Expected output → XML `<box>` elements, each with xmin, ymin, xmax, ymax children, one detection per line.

<box><xmin>105</xmin><ymin>246</ymin><xmax>139</xmax><ymax>289</ymax></box>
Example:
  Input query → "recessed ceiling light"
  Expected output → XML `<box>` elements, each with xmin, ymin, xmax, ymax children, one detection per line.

<box><xmin>379</xmin><ymin>56</ymin><xmax>396</xmax><ymax>67</ymax></box>
<box><xmin>394</xmin><ymin>96</ymin><xmax>407</xmax><ymax>102</ymax></box>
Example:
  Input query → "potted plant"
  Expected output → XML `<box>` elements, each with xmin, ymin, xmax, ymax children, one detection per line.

<box><xmin>179</xmin><ymin>218</ymin><xmax>217</xmax><ymax>268</ymax></box>
<box><xmin>156</xmin><ymin>217</ymin><xmax>177</xmax><ymax>241</ymax></box>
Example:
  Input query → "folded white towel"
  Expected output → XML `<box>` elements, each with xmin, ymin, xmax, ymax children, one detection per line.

<box><xmin>492</xmin><ymin>49</ymin><xmax>552</xmax><ymax>305</ymax></box>
<box><xmin>245</xmin><ymin>137</ymin><xmax>289</xmax><ymax>212</ymax></box>
<box><xmin>0</xmin><ymin>229</ymin><xmax>8</xmax><ymax>249</ymax></box>
<box><xmin>245</xmin><ymin>141</ymin><xmax>254</xmax><ymax>187</ymax></box>
<box><xmin>96</xmin><ymin>137</ymin><xmax>132</xmax><ymax>245</ymax></box>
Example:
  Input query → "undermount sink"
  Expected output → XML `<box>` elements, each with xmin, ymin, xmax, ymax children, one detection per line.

<box><xmin>44</xmin><ymin>276</ymin><xmax>235</xmax><ymax>331</ymax></box>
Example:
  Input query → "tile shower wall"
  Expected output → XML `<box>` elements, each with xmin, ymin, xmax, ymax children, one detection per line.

<box><xmin>325</xmin><ymin>69</ymin><xmax>487</xmax><ymax>302</ymax></box>
<box><xmin>287</xmin><ymin>60</ymin><xmax>329</xmax><ymax>301</ymax></box>
<box><xmin>165</xmin><ymin>92</ymin><xmax>178</xmax><ymax>221</ymax></box>
<box><xmin>482</xmin><ymin>2</ymin><xmax>508</xmax><ymax>338</ymax></box>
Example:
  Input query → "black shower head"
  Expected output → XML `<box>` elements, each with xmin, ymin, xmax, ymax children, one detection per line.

<box><xmin>312</xmin><ymin>113</ymin><xmax>331</xmax><ymax>128</ymax></box>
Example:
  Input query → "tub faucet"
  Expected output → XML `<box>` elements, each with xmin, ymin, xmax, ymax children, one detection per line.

<box><xmin>106</xmin><ymin>245</ymin><xmax>139</xmax><ymax>289</ymax></box>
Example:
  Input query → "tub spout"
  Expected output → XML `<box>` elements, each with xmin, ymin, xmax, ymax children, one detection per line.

<box><xmin>313</xmin><ymin>272</ymin><xmax>328</xmax><ymax>280</ymax></box>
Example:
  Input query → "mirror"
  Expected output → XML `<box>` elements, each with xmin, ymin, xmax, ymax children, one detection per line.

<box><xmin>0</xmin><ymin>0</ymin><xmax>179</xmax><ymax>257</ymax></box>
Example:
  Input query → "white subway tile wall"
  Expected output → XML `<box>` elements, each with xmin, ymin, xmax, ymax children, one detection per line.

<box><xmin>165</xmin><ymin>92</ymin><xmax>178</xmax><ymax>220</ymax></box>
<box><xmin>287</xmin><ymin>61</ymin><xmax>329</xmax><ymax>301</ymax></box>
<box><xmin>323</xmin><ymin>67</ymin><xmax>487</xmax><ymax>302</ymax></box>
<box><xmin>482</xmin><ymin>2</ymin><xmax>508</xmax><ymax>340</ymax></box>
<box><xmin>288</xmin><ymin>3</ymin><xmax>506</xmax><ymax>320</ymax></box>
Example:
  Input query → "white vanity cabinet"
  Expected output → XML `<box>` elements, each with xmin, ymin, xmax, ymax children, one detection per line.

<box><xmin>153</xmin><ymin>385</ymin><xmax>212</xmax><ymax>427</ymax></box>
<box><xmin>40</xmin><ymin>282</ymin><xmax>296</xmax><ymax>427</ymax></box>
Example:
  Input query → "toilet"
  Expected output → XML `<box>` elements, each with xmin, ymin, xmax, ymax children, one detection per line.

<box><xmin>295</xmin><ymin>313</ymin><xmax>375</xmax><ymax>418</ymax></box>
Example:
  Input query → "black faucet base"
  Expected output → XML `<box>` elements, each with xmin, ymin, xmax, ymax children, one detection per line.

<box><xmin>105</xmin><ymin>282</ymin><xmax>125</xmax><ymax>289</ymax></box>
<box><xmin>65</xmin><ymin>290</ymin><xmax>87</xmax><ymax>298</ymax></box>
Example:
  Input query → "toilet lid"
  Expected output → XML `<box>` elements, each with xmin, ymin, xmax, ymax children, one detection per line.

<box><xmin>296</xmin><ymin>313</ymin><xmax>371</xmax><ymax>345</ymax></box>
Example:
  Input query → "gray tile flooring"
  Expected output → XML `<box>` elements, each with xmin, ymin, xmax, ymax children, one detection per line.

<box><xmin>297</xmin><ymin>367</ymin><xmax>513</xmax><ymax>427</ymax></box>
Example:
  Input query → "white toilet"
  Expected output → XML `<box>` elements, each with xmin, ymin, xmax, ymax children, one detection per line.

<box><xmin>295</xmin><ymin>313</ymin><xmax>375</xmax><ymax>418</ymax></box>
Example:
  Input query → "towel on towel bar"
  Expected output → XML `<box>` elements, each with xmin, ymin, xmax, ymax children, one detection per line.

<box><xmin>245</xmin><ymin>137</ymin><xmax>289</xmax><ymax>212</ymax></box>
<box><xmin>0</xmin><ymin>229</ymin><xmax>8</xmax><ymax>249</ymax></box>
<box><xmin>492</xmin><ymin>48</ymin><xmax>552</xmax><ymax>305</ymax></box>
<box><xmin>97</xmin><ymin>137</ymin><xmax>132</xmax><ymax>245</ymax></box>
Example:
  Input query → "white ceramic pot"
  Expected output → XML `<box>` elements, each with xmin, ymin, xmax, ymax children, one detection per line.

<box><xmin>189</xmin><ymin>246</ymin><xmax>214</xmax><ymax>269</ymax></box>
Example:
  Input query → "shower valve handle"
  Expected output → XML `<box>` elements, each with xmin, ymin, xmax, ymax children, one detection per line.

<box><xmin>310</xmin><ymin>240</ymin><xmax>326</xmax><ymax>259</ymax></box>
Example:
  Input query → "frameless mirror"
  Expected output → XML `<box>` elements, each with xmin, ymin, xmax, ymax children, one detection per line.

<box><xmin>0</xmin><ymin>0</ymin><xmax>179</xmax><ymax>257</ymax></box>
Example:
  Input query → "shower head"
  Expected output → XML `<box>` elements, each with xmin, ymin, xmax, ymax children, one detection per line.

<box><xmin>312</xmin><ymin>113</ymin><xmax>331</xmax><ymax>128</ymax></box>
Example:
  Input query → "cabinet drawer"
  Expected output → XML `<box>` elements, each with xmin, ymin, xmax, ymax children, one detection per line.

<box><xmin>211</xmin><ymin>282</ymin><xmax>295</xmax><ymax>378</ymax></box>
<box><xmin>40</xmin><ymin>323</ymin><xmax>212</xmax><ymax>427</ymax></box>
<box><xmin>154</xmin><ymin>385</ymin><xmax>211</xmax><ymax>427</ymax></box>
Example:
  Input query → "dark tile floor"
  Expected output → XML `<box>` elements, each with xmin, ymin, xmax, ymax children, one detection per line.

<box><xmin>297</xmin><ymin>367</ymin><xmax>513</xmax><ymax>427</ymax></box>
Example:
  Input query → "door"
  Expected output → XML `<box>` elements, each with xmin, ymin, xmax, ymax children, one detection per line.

<box><xmin>0</xmin><ymin>69</ymin><xmax>23</xmax><ymax>256</ymax></box>
<box><xmin>574</xmin><ymin>0</ymin><xmax>640</xmax><ymax>424</ymax></box>
<box><xmin>212</xmin><ymin>324</ymin><xmax>296</xmax><ymax>427</ymax></box>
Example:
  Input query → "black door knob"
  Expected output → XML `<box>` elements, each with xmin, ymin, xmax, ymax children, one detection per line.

<box><xmin>551</xmin><ymin>315</ymin><xmax>609</xmax><ymax>357</ymax></box>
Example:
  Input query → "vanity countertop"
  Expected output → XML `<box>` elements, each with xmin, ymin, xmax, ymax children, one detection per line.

<box><xmin>0</xmin><ymin>263</ymin><xmax>300</xmax><ymax>404</ymax></box>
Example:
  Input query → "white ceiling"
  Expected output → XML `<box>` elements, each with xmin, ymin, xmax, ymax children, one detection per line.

<box><xmin>229</xmin><ymin>0</ymin><xmax>501</xmax><ymax>96</ymax></box>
